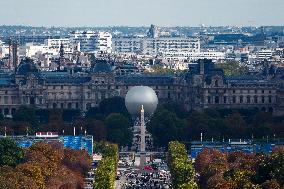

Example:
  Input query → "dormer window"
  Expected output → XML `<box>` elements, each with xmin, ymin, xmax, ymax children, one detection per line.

<box><xmin>215</xmin><ymin>80</ymin><xmax>219</xmax><ymax>87</ymax></box>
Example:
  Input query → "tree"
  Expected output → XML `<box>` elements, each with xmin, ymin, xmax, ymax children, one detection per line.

<box><xmin>62</xmin><ymin>109</ymin><xmax>81</xmax><ymax>123</ymax></box>
<box><xmin>62</xmin><ymin>148</ymin><xmax>91</xmax><ymax>175</ymax></box>
<box><xmin>13</xmin><ymin>106</ymin><xmax>38</xmax><ymax>127</ymax></box>
<box><xmin>94</xmin><ymin>143</ymin><xmax>118</xmax><ymax>189</ymax></box>
<box><xmin>16</xmin><ymin>163</ymin><xmax>45</xmax><ymax>189</ymax></box>
<box><xmin>0</xmin><ymin>166</ymin><xmax>39</xmax><ymax>189</ymax></box>
<box><xmin>226</xmin><ymin>113</ymin><xmax>247</xmax><ymax>138</ymax></box>
<box><xmin>168</xmin><ymin>141</ymin><xmax>197</xmax><ymax>189</ymax></box>
<box><xmin>105</xmin><ymin>113</ymin><xmax>132</xmax><ymax>146</ymax></box>
<box><xmin>216</xmin><ymin>61</ymin><xmax>249</xmax><ymax>76</ymax></box>
<box><xmin>254</xmin><ymin>151</ymin><xmax>284</xmax><ymax>186</ymax></box>
<box><xmin>0</xmin><ymin>138</ymin><xmax>24</xmax><ymax>167</ymax></box>
<box><xmin>99</xmin><ymin>97</ymin><xmax>130</xmax><ymax>118</ymax></box>
<box><xmin>85</xmin><ymin>119</ymin><xmax>107</xmax><ymax>141</ymax></box>
<box><xmin>147</xmin><ymin>108</ymin><xmax>186</xmax><ymax>147</ymax></box>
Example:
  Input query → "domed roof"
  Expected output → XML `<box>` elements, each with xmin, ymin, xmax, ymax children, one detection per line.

<box><xmin>16</xmin><ymin>58</ymin><xmax>39</xmax><ymax>75</ymax></box>
<box><xmin>92</xmin><ymin>59</ymin><xmax>112</xmax><ymax>73</ymax></box>
<box><xmin>125</xmin><ymin>86</ymin><xmax>158</xmax><ymax>116</ymax></box>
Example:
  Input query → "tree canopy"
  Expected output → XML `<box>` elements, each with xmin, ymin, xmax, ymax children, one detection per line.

<box><xmin>0</xmin><ymin>138</ymin><xmax>24</xmax><ymax>167</ymax></box>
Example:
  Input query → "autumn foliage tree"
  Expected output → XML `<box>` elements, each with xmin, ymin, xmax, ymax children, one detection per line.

<box><xmin>195</xmin><ymin>148</ymin><xmax>284</xmax><ymax>188</ymax></box>
<box><xmin>0</xmin><ymin>140</ymin><xmax>91</xmax><ymax>189</ymax></box>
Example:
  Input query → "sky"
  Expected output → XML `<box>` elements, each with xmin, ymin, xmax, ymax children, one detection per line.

<box><xmin>0</xmin><ymin>0</ymin><xmax>283</xmax><ymax>27</ymax></box>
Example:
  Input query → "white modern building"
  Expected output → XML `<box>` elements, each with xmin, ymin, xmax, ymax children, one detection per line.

<box><xmin>112</xmin><ymin>37</ymin><xmax>143</xmax><ymax>53</ymax></box>
<box><xmin>160</xmin><ymin>51</ymin><xmax>225</xmax><ymax>62</ymax></box>
<box><xmin>143</xmin><ymin>37</ymin><xmax>200</xmax><ymax>55</ymax></box>
<box><xmin>70</xmin><ymin>31</ymin><xmax>112</xmax><ymax>53</ymax></box>
<box><xmin>44</xmin><ymin>38</ymin><xmax>77</xmax><ymax>55</ymax></box>
<box><xmin>112</xmin><ymin>36</ymin><xmax>200</xmax><ymax>56</ymax></box>
<box><xmin>19</xmin><ymin>43</ymin><xmax>49</xmax><ymax>58</ymax></box>
<box><xmin>257</xmin><ymin>49</ymin><xmax>273</xmax><ymax>60</ymax></box>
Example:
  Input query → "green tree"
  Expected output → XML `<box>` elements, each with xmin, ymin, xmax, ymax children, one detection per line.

<box><xmin>216</xmin><ymin>61</ymin><xmax>249</xmax><ymax>76</ymax></box>
<box><xmin>99</xmin><ymin>97</ymin><xmax>130</xmax><ymax>118</ymax></box>
<box><xmin>62</xmin><ymin>109</ymin><xmax>81</xmax><ymax>123</ymax></box>
<box><xmin>147</xmin><ymin>108</ymin><xmax>186</xmax><ymax>147</ymax></box>
<box><xmin>254</xmin><ymin>151</ymin><xmax>284</xmax><ymax>186</ymax></box>
<box><xmin>13</xmin><ymin>106</ymin><xmax>38</xmax><ymax>127</ymax></box>
<box><xmin>94</xmin><ymin>142</ymin><xmax>118</xmax><ymax>189</ymax></box>
<box><xmin>168</xmin><ymin>141</ymin><xmax>197</xmax><ymax>189</ymax></box>
<box><xmin>0</xmin><ymin>138</ymin><xmax>24</xmax><ymax>167</ymax></box>
<box><xmin>105</xmin><ymin>113</ymin><xmax>132</xmax><ymax>146</ymax></box>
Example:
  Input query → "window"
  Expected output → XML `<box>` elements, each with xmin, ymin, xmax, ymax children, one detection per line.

<box><xmin>233</xmin><ymin>96</ymin><xmax>236</xmax><ymax>103</ymax></box>
<box><xmin>262</xmin><ymin>96</ymin><xmax>265</xmax><ymax>103</ymax></box>
<box><xmin>223</xmin><ymin>96</ymin><xmax>227</xmax><ymax>104</ymax></box>
<box><xmin>215</xmin><ymin>80</ymin><xmax>219</xmax><ymax>87</ymax></box>
<box><xmin>254</xmin><ymin>96</ymin><xmax>258</xmax><ymax>103</ymax></box>
<box><xmin>233</xmin><ymin>90</ymin><xmax>235</xmax><ymax>94</ymax></box>
<box><xmin>247</xmin><ymin>96</ymin><xmax>251</xmax><ymax>103</ymax></box>
<box><xmin>68</xmin><ymin>103</ymin><xmax>72</xmax><ymax>109</ymax></box>
<box><xmin>4</xmin><ymin>96</ymin><xmax>8</xmax><ymax>104</ymax></box>
<box><xmin>262</xmin><ymin>90</ymin><xmax>264</xmax><ymax>94</ymax></box>
<box><xmin>207</xmin><ymin>96</ymin><xmax>211</xmax><ymax>104</ymax></box>
<box><xmin>240</xmin><ymin>96</ymin><xmax>243</xmax><ymax>103</ymax></box>
<box><xmin>269</xmin><ymin>96</ymin><xmax>272</xmax><ymax>103</ymax></box>
<box><xmin>215</xmin><ymin>96</ymin><xmax>219</xmax><ymax>104</ymax></box>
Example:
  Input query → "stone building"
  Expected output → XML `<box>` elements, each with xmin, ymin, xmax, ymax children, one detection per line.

<box><xmin>0</xmin><ymin>58</ymin><xmax>283</xmax><ymax>117</ymax></box>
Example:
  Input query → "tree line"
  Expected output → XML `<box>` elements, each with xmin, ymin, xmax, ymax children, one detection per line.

<box><xmin>0</xmin><ymin>97</ymin><xmax>133</xmax><ymax>147</ymax></box>
<box><xmin>1</xmin><ymin>97</ymin><xmax>283</xmax><ymax>149</ymax></box>
<box><xmin>147</xmin><ymin>103</ymin><xmax>284</xmax><ymax>148</ymax></box>
<box><xmin>195</xmin><ymin>147</ymin><xmax>284</xmax><ymax>188</ymax></box>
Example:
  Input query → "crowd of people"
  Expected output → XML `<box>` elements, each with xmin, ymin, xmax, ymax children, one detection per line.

<box><xmin>118</xmin><ymin>169</ymin><xmax>171</xmax><ymax>189</ymax></box>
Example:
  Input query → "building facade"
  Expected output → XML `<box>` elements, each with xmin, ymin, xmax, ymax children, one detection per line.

<box><xmin>70</xmin><ymin>31</ymin><xmax>112</xmax><ymax>53</ymax></box>
<box><xmin>0</xmin><ymin>58</ymin><xmax>283</xmax><ymax>117</ymax></box>
<box><xmin>112</xmin><ymin>36</ymin><xmax>200</xmax><ymax>56</ymax></box>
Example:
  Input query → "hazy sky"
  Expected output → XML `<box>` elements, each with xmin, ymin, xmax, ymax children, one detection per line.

<box><xmin>0</xmin><ymin>0</ymin><xmax>283</xmax><ymax>27</ymax></box>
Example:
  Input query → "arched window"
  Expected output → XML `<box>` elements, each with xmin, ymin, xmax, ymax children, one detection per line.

<box><xmin>247</xmin><ymin>96</ymin><xmax>251</xmax><ymax>103</ymax></box>
<box><xmin>11</xmin><ymin>108</ymin><xmax>16</xmax><ymax>115</ymax></box>
<box><xmin>4</xmin><ymin>108</ymin><xmax>9</xmax><ymax>115</ymax></box>
<box><xmin>207</xmin><ymin>96</ymin><xmax>211</xmax><ymax>104</ymax></box>
<box><xmin>68</xmin><ymin>103</ymin><xmax>72</xmax><ymax>109</ymax></box>
<box><xmin>53</xmin><ymin>103</ymin><xmax>57</xmax><ymax>109</ymax></box>
<box><xmin>233</xmin><ymin>96</ymin><xmax>236</xmax><ymax>103</ymax></box>
<box><xmin>254</xmin><ymin>96</ymin><xmax>258</xmax><ymax>104</ymax></box>
<box><xmin>215</xmin><ymin>80</ymin><xmax>219</xmax><ymax>87</ymax></box>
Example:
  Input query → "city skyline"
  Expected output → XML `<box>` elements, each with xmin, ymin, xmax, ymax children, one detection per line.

<box><xmin>0</xmin><ymin>0</ymin><xmax>284</xmax><ymax>27</ymax></box>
